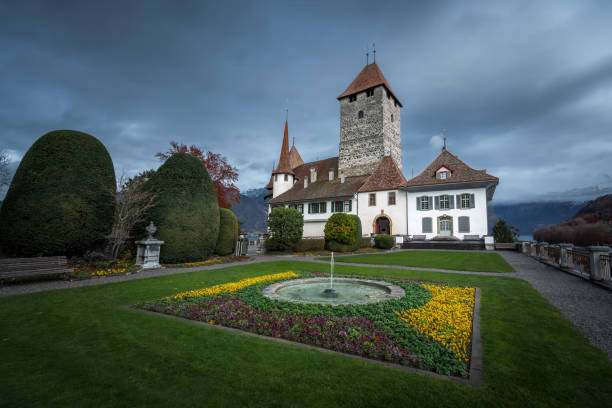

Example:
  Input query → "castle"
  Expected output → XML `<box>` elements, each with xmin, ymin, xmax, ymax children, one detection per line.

<box><xmin>265</xmin><ymin>61</ymin><xmax>498</xmax><ymax>240</ymax></box>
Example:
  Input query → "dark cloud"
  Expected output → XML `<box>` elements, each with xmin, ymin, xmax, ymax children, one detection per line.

<box><xmin>1</xmin><ymin>0</ymin><xmax>611</xmax><ymax>202</ymax></box>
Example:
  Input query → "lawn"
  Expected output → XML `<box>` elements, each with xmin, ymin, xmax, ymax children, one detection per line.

<box><xmin>321</xmin><ymin>250</ymin><xmax>516</xmax><ymax>273</ymax></box>
<box><xmin>1</xmin><ymin>261</ymin><xmax>610</xmax><ymax>407</ymax></box>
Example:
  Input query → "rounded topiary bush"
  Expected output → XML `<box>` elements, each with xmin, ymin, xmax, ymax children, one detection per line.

<box><xmin>216</xmin><ymin>208</ymin><xmax>238</xmax><ymax>255</ymax></box>
<box><xmin>324</xmin><ymin>213</ymin><xmax>361</xmax><ymax>252</ymax></box>
<box><xmin>266</xmin><ymin>207</ymin><xmax>303</xmax><ymax>251</ymax></box>
<box><xmin>0</xmin><ymin>130</ymin><xmax>116</xmax><ymax>256</ymax></box>
<box><xmin>143</xmin><ymin>153</ymin><xmax>219</xmax><ymax>263</ymax></box>
<box><xmin>374</xmin><ymin>234</ymin><xmax>394</xmax><ymax>249</ymax></box>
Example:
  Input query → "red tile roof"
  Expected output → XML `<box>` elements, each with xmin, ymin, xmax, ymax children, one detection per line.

<box><xmin>269</xmin><ymin>157</ymin><xmax>368</xmax><ymax>204</ymax></box>
<box><xmin>289</xmin><ymin>145</ymin><xmax>304</xmax><ymax>169</ymax></box>
<box><xmin>403</xmin><ymin>149</ymin><xmax>498</xmax><ymax>187</ymax></box>
<box><xmin>272</xmin><ymin>121</ymin><xmax>293</xmax><ymax>175</ymax></box>
<box><xmin>358</xmin><ymin>156</ymin><xmax>408</xmax><ymax>192</ymax></box>
<box><xmin>337</xmin><ymin>62</ymin><xmax>402</xmax><ymax>106</ymax></box>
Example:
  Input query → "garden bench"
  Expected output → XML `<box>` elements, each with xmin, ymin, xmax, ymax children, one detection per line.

<box><xmin>0</xmin><ymin>256</ymin><xmax>72</xmax><ymax>284</ymax></box>
<box><xmin>411</xmin><ymin>235</ymin><xmax>426</xmax><ymax>241</ymax></box>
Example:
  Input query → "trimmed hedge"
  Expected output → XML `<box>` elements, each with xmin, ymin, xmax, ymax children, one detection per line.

<box><xmin>216</xmin><ymin>208</ymin><xmax>238</xmax><ymax>255</ymax></box>
<box><xmin>294</xmin><ymin>239</ymin><xmax>326</xmax><ymax>252</ymax></box>
<box><xmin>266</xmin><ymin>207</ymin><xmax>303</xmax><ymax>251</ymax></box>
<box><xmin>324</xmin><ymin>213</ymin><xmax>362</xmax><ymax>252</ymax></box>
<box><xmin>374</xmin><ymin>234</ymin><xmax>395</xmax><ymax>249</ymax></box>
<box><xmin>143</xmin><ymin>153</ymin><xmax>219</xmax><ymax>263</ymax></box>
<box><xmin>361</xmin><ymin>237</ymin><xmax>371</xmax><ymax>248</ymax></box>
<box><xmin>0</xmin><ymin>130</ymin><xmax>116</xmax><ymax>256</ymax></box>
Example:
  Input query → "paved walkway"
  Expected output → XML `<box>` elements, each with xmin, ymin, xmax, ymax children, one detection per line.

<box><xmin>1</xmin><ymin>250</ymin><xmax>610</xmax><ymax>359</ymax></box>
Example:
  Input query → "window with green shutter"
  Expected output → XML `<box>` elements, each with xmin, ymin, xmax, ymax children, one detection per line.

<box><xmin>458</xmin><ymin>216</ymin><xmax>470</xmax><ymax>232</ymax></box>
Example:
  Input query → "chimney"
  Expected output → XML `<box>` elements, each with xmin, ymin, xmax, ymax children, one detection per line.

<box><xmin>304</xmin><ymin>178</ymin><xmax>308</xmax><ymax>188</ymax></box>
<box><xmin>310</xmin><ymin>168</ymin><xmax>317</xmax><ymax>183</ymax></box>
<box><xmin>329</xmin><ymin>169</ymin><xmax>334</xmax><ymax>181</ymax></box>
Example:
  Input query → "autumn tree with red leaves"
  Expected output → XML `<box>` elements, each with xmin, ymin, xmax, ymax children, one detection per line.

<box><xmin>156</xmin><ymin>142</ymin><xmax>240</xmax><ymax>208</ymax></box>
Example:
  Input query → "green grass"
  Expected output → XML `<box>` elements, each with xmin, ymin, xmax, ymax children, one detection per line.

<box><xmin>320</xmin><ymin>250</ymin><xmax>516</xmax><ymax>273</ymax></box>
<box><xmin>1</xmin><ymin>261</ymin><xmax>610</xmax><ymax>407</ymax></box>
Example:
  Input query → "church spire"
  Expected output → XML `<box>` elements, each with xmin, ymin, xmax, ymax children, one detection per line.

<box><xmin>273</xmin><ymin>120</ymin><xmax>293</xmax><ymax>174</ymax></box>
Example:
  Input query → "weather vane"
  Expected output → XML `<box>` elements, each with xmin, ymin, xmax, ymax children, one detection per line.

<box><xmin>366</xmin><ymin>44</ymin><xmax>369</xmax><ymax>65</ymax></box>
<box><xmin>373</xmin><ymin>42</ymin><xmax>376</xmax><ymax>62</ymax></box>
<box><xmin>442</xmin><ymin>129</ymin><xmax>448</xmax><ymax>151</ymax></box>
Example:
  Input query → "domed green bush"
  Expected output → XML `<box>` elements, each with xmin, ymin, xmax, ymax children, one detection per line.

<box><xmin>374</xmin><ymin>234</ymin><xmax>394</xmax><ymax>249</ymax></box>
<box><xmin>265</xmin><ymin>207</ymin><xmax>303</xmax><ymax>251</ymax></box>
<box><xmin>324</xmin><ymin>213</ymin><xmax>362</xmax><ymax>252</ymax></box>
<box><xmin>143</xmin><ymin>153</ymin><xmax>219</xmax><ymax>263</ymax></box>
<box><xmin>216</xmin><ymin>208</ymin><xmax>238</xmax><ymax>255</ymax></box>
<box><xmin>0</xmin><ymin>130</ymin><xmax>116</xmax><ymax>256</ymax></box>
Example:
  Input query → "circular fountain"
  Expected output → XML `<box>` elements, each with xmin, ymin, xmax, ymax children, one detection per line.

<box><xmin>262</xmin><ymin>252</ymin><xmax>405</xmax><ymax>305</ymax></box>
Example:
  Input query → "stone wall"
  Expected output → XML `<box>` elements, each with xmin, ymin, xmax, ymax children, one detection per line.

<box><xmin>338</xmin><ymin>85</ymin><xmax>402</xmax><ymax>177</ymax></box>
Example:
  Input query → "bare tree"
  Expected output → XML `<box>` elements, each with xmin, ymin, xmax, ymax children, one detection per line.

<box><xmin>106</xmin><ymin>171</ymin><xmax>157</xmax><ymax>259</ymax></box>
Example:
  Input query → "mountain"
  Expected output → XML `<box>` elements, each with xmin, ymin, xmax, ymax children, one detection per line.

<box><xmin>232</xmin><ymin>188</ymin><xmax>268</xmax><ymax>234</ymax></box>
<box><xmin>574</xmin><ymin>194</ymin><xmax>612</xmax><ymax>222</ymax></box>
<box><xmin>489</xmin><ymin>201</ymin><xmax>586</xmax><ymax>237</ymax></box>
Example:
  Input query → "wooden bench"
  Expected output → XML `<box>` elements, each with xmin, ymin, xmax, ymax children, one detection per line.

<box><xmin>0</xmin><ymin>256</ymin><xmax>72</xmax><ymax>284</ymax></box>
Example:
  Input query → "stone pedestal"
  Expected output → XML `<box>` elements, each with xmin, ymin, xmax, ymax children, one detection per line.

<box><xmin>135</xmin><ymin>222</ymin><xmax>164</xmax><ymax>270</ymax></box>
<box><xmin>537</xmin><ymin>242</ymin><xmax>549</xmax><ymax>260</ymax></box>
<box><xmin>530</xmin><ymin>241</ymin><xmax>538</xmax><ymax>257</ymax></box>
<box><xmin>484</xmin><ymin>236</ymin><xmax>494</xmax><ymax>251</ymax></box>
<box><xmin>587</xmin><ymin>246</ymin><xmax>610</xmax><ymax>281</ymax></box>
<box><xmin>559</xmin><ymin>243</ymin><xmax>573</xmax><ymax>268</ymax></box>
<box><xmin>257</xmin><ymin>233</ymin><xmax>269</xmax><ymax>255</ymax></box>
<box><xmin>521</xmin><ymin>241</ymin><xmax>528</xmax><ymax>254</ymax></box>
<box><xmin>235</xmin><ymin>234</ymin><xmax>249</xmax><ymax>256</ymax></box>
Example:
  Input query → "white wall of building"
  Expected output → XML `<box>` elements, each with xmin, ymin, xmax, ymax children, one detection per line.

<box><xmin>406</xmin><ymin>187</ymin><xmax>488</xmax><ymax>239</ymax></box>
<box><xmin>356</xmin><ymin>190</ymin><xmax>408</xmax><ymax>236</ymax></box>
<box><xmin>278</xmin><ymin>197</ymin><xmax>356</xmax><ymax>238</ymax></box>
<box><xmin>272</xmin><ymin>174</ymin><xmax>294</xmax><ymax>198</ymax></box>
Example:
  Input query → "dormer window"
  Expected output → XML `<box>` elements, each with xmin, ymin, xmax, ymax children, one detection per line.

<box><xmin>358</xmin><ymin>111</ymin><xmax>364</xmax><ymax>119</ymax></box>
<box><xmin>435</xmin><ymin>167</ymin><xmax>451</xmax><ymax>180</ymax></box>
<box><xmin>349</xmin><ymin>95</ymin><xmax>357</xmax><ymax>103</ymax></box>
<box><xmin>366</xmin><ymin>89</ymin><xmax>374</xmax><ymax>97</ymax></box>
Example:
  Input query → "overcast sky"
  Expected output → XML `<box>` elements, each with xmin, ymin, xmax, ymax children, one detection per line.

<box><xmin>1</xmin><ymin>0</ymin><xmax>611</xmax><ymax>202</ymax></box>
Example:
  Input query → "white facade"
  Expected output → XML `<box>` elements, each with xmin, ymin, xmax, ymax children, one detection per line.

<box><xmin>272</xmin><ymin>173</ymin><xmax>294</xmax><ymax>198</ymax></box>
<box><xmin>406</xmin><ymin>187</ymin><xmax>489</xmax><ymax>239</ymax></box>
<box><xmin>357</xmin><ymin>190</ymin><xmax>408</xmax><ymax>236</ymax></box>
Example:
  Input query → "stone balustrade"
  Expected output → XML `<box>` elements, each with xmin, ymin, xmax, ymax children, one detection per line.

<box><xmin>520</xmin><ymin>241</ymin><xmax>612</xmax><ymax>283</ymax></box>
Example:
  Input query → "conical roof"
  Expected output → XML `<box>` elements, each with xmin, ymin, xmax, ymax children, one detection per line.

<box><xmin>358</xmin><ymin>156</ymin><xmax>407</xmax><ymax>192</ymax></box>
<box><xmin>337</xmin><ymin>62</ymin><xmax>401</xmax><ymax>106</ymax></box>
<box><xmin>272</xmin><ymin>120</ymin><xmax>293</xmax><ymax>174</ymax></box>
<box><xmin>289</xmin><ymin>145</ymin><xmax>304</xmax><ymax>169</ymax></box>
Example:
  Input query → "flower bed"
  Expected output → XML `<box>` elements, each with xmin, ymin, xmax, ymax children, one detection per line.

<box><xmin>72</xmin><ymin>259</ymin><xmax>138</xmax><ymax>278</ymax></box>
<box><xmin>163</xmin><ymin>256</ymin><xmax>249</xmax><ymax>268</ymax></box>
<box><xmin>137</xmin><ymin>272</ymin><xmax>476</xmax><ymax>377</ymax></box>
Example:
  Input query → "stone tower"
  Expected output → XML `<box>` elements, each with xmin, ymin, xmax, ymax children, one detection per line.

<box><xmin>337</xmin><ymin>62</ymin><xmax>402</xmax><ymax>177</ymax></box>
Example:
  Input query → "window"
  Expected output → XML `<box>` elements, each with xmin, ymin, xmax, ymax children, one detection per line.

<box><xmin>436</xmin><ymin>171</ymin><xmax>450</xmax><ymax>180</ymax></box>
<box><xmin>284</xmin><ymin>174</ymin><xmax>288</xmax><ymax>181</ymax></box>
<box><xmin>358</xmin><ymin>110</ymin><xmax>364</xmax><ymax>119</ymax></box>
<box><xmin>274</xmin><ymin>174</ymin><xmax>278</xmax><ymax>181</ymax></box>
<box><xmin>290</xmin><ymin>204</ymin><xmax>303</xmax><ymax>213</ymax></box>
<box><xmin>458</xmin><ymin>216</ymin><xmax>470</xmax><ymax>232</ymax></box>
<box><xmin>388</xmin><ymin>192</ymin><xmax>396</xmax><ymax>205</ymax></box>
<box><xmin>349</xmin><ymin>95</ymin><xmax>357</xmax><ymax>102</ymax></box>
<box><xmin>461</xmin><ymin>193</ymin><xmax>472</xmax><ymax>209</ymax></box>
<box><xmin>331</xmin><ymin>200</ymin><xmax>352</xmax><ymax>213</ymax></box>
<box><xmin>308</xmin><ymin>202</ymin><xmax>327</xmax><ymax>214</ymax></box>
<box><xmin>422</xmin><ymin>217</ymin><xmax>432</xmax><ymax>233</ymax></box>
<box><xmin>391</xmin><ymin>114</ymin><xmax>394</xmax><ymax>122</ymax></box>
<box><xmin>369</xmin><ymin>193</ymin><xmax>376</xmax><ymax>206</ymax></box>
<box><xmin>418</xmin><ymin>196</ymin><xmax>430</xmax><ymax>210</ymax></box>
<box><xmin>386</xmin><ymin>90</ymin><xmax>391</xmax><ymax>99</ymax></box>
<box><xmin>366</xmin><ymin>88</ymin><xmax>374</xmax><ymax>97</ymax></box>
<box><xmin>439</xmin><ymin>195</ymin><xmax>450</xmax><ymax>210</ymax></box>
<box><xmin>344</xmin><ymin>200</ymin><xmax>352</xmax><ymax>212</ymax></box>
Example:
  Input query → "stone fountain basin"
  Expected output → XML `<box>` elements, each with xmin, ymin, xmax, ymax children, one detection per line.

<box><xmin>262</xmin><ymin>277</ymin><xmax>405</xmax><ymax>306</ymax></box>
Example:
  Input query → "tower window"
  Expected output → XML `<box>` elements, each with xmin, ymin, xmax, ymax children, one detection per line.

<box><xmin>366</xmin><ymin>89</ymin><xmax>374</xmax><ymax>97</ymax></box>
<box><xmin>386</xmin><ymin>90</ymin><xmax>391</xmax><ymax>99</ymax></box>
<box><xmin>391</xmin><ymin>114</ymin><xmax>394</xmax><ymax>122</ymax></box>
<box><xmin>358</xmin><ymin>111</ymin><xmax>364</xmax><ymax>119</ymax></box>
<box><xmin>284</xmin><ymin>174</ymin><xmax>288</xmax><ymax>181</ymax></box>
<box><xmin>349</xmin><ymin>95</ymin><xmax>357</xmax><ymax>102</ymax></box>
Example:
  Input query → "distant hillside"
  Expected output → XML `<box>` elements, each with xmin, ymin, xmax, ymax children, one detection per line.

<box><xmin>533</xmin><ymin>194</ymin><xmax>612</xmax><ymax>245</ymax></box>
<box><xmin>489</xmin><ymin>201</ymin><xmax>586</xmax><ymax>236</ymax></box>
<box><xmin>232</xmin><ymin>188</ymin><xmax>268</xmax><ymax>234</ymax></box>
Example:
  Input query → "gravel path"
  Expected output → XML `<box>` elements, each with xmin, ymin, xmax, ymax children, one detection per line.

<box><xmin>1</xmin><ymin>250</ymin><xmax>610</xmax><ymax>359</ymax></box>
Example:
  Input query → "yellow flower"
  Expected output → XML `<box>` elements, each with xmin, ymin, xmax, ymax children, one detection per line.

<box><xmin>168</xmin><ymin>271</ymin><xmax>299</xmax><ymax>300</ymax></box>
<box><xmin>396</xmin><ymin>284</ymin><xmax>475</xmax><ymax>362</ymax></box>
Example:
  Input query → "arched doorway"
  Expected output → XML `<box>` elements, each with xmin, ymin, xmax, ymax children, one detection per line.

<box><xmin>375</xmin><ymin>216</ymin><xmax>391</xmax><ymax>235</ymax></box>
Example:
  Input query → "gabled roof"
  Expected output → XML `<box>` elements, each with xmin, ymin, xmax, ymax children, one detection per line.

<box><xmin>358</xmin><ymin>156</ymin><xmax>407</xmax><ymax>192</ymax></box>
<box><xmin>403</xmin><ymin>149</ymin><xmax>498</xmax><ymax>187</ymax></box>
<box><xmin>272</xmin><ymin>121</ymin><xmax>293</xmax><ymax>175</ymax></box>
<box><xmin>289</xmin><ymin>145</ymin><xmax>304</xmax><ymax>169</ymax></box>
<box><xmin>268</xmin><ymin>157</ymin><xmax>368</xmax><ymax>204</ymax></box>
<box><xmin>337</xmin><ymin>62</ymin><xmax>402</xmax><ymax>106</ymax></box>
